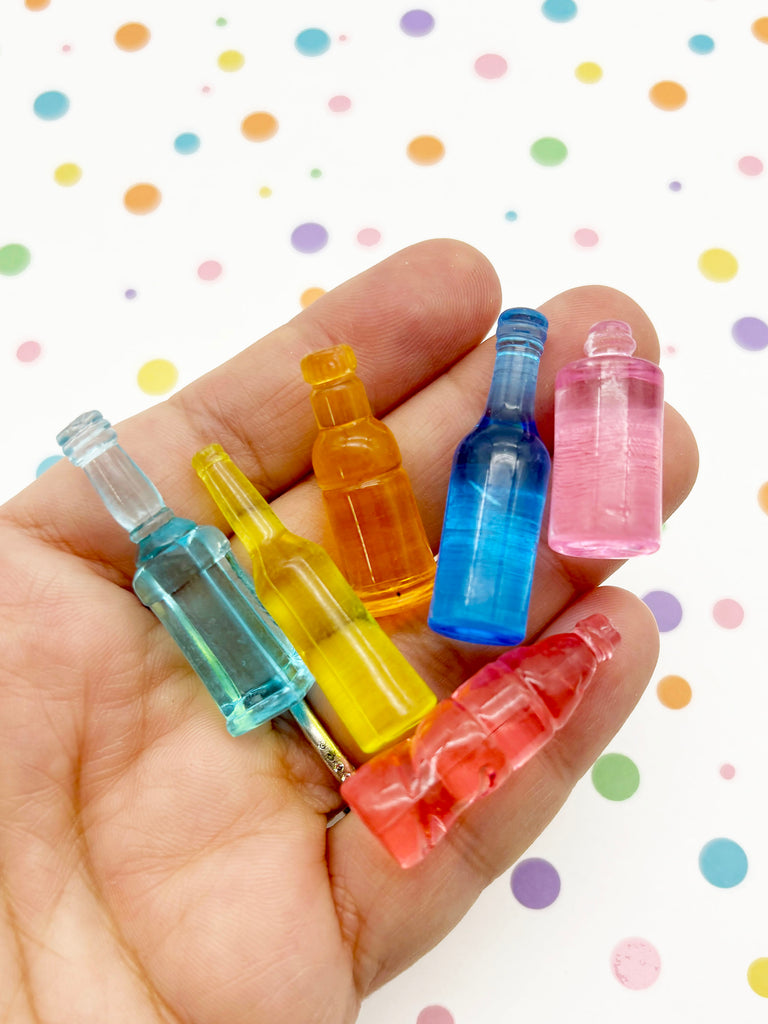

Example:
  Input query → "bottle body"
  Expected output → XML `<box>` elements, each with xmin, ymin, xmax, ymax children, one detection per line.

<box><xmin>548</xmin><ymin>323</ymin><xmax>664</xmax><ymax>557</ymax></box>
<box><xmin>302</xmin><ymin>344</ymin><xmax>436</xmax><ymax>616</ymax></box>
<box><xmin>194</xmin><ymin>445</ymin><xmax>436</xmax><ymax>754</ymax></box>
<box><xmin>429</xmin><ymin>309</ymin><xmax>551</xmax><ymax>646</ymax></box>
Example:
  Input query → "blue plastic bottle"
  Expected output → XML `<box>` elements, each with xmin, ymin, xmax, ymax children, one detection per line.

<box><xmin>428</xmin><ymin>308</ymin><xmax>551</xmax><ymax>645</ymax></box>
<box><xmin>56</xmin><ymin>411</ymin><xmax>315</xmax><ymax>736</ymax></box>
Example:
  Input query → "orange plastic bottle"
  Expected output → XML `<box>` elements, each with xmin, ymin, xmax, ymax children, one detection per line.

<box><xmin>301</xmin><ymin>344</ymin><xmax>436</xmax><ymax>616</ymax></box>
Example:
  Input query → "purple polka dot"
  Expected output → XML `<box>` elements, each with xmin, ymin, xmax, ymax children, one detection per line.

<box><xmin>668</xmin><ymin>180</ymin><xmax>682</xmax><ymax>191</ymax></box>
<box><xmin>732</xmin><ymin>316</ymin><xmax>768</xmax><ymax>351</ymax></box>
<box><xmin>400</xmin><ymin>10</ymin><xmax>435</xmax><ymax>37</ymax></box>
<box><xmin>511</xmin><ymin>857</ymin><xmax>561</xmax><ymax>909</ymax></box>
<box><xmin>125</xmin><ymin>288</ymin><xmax>137</xmax><ymax>299</ymax></box>
<box><xmin>290</xmin><ymin>222</ymin><xmax>328</xmax><ymax>254</ymax></box>
<box><xmin>642</xmin><ymin>590</ymin><xmax>683</xmax><ymax>632</ymax></box>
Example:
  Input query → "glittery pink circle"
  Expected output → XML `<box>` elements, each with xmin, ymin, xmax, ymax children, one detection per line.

<box><xmin>197</xmin><ymin>260</ymin><xmax>222</xmax><ymax>281</ymax></box>
<box><xmin>738</xmin><ymin>155</ymin><xmax>763</xmax><ymax>176</ymax></box>
<box><xmin>328</xmin><ymin>94</ymin><xmax>352</xmax><ymax>112</ymax></box>
<box><xmin>574</xmin><ymin>227</ymin><xmax>599</xmax><ymax>247</ymax></box>
<box><xmin>16</xmin><ymin>340</ymin><xmax>41</xmax><ymax>362</ymax></box>
<box><xmin>720</xmin><ymin>763</ymin><xmax>736</xmax><ymax>780</ymax></box>
<box><xmin>416</xmin><ymin>1007</ymin><xmax>455</xmax><ymax>1024</ymax></box>
<box><xmin>356</xmin><ymin>227</ymin><xmax>381</xmax><ymax>246</ymax></box>
<box><xmin>474</xmin><ymin>53</ymin><xmax>508</xmax><ymax>79</ymax></box>
<box><xmin>611</xmin><ymin>937</ymin><xmax>662</xmax><ymax>990</ymax></box>
<box><xmin>712</xmin><ymin>598</ymin><xmax>744</xmax><ymax>629</ymax></box>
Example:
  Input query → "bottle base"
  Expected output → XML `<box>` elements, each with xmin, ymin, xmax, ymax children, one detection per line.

<box><xmin>356</xmin><ymin>568</ymin><xmax>436</xmax><ymax>617</ymax></box>
<box><xmin>427</xmin><ymin>616</ymin><xmax>525</xmax><ymax>647</ymax></box>
<box><xmin>548</xmin><ymin>535</ymin><xmax>660</xmax><ymax>559</ymax></box>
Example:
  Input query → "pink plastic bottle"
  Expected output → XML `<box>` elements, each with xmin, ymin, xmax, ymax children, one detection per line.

<box><xmin>340</xmin><ymin>614</ymin><xmax>619</xmax><ymax>868</ymax></box>
<box><xmin>548</xmin><ymin>320</ymin><xmax>664</xmax><ymax>558</ymax></box>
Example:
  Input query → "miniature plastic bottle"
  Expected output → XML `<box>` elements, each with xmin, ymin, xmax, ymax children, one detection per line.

<box><xmin>548</xmin><ymin>320</ymin><xmax>664</xmax><ymax>558</ymax></box>
<box><xmin>428</xmin><ymin>308</ymin><xmax>551</xmax><ymax>646</ymax></box>
<box><xmin>193</xmin><ymin>443</ymin><xmax>436</xmax><ymax>754</ymax></box>
<box><xmin>301</xmin><ymin>344</ymin><xmax>436</xmax><ymax>616</ymax></box>
<box><xmin>56</xmin><ymin>411</ymin><xmax>314</xmax><ymax>737</ymax></box>
<box><xmin>341</xmin><ymin>613</ymin><xmax>620</xmax><ymax>868</ymax></box>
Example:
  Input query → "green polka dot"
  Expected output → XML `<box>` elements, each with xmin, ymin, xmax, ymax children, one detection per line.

<box><xmin>530</xmin><ymin>136</ymin><xmax>568</xmax><ymax>166</ymax></box>
<box><xmin>0</xmin><ymin>243</ymin><xmax>31</xmax><ymax>276</ymax></box>
<box><xmin>591</xmin><ymin>753</ymin><xmax>640</xmax><ymax>801</ymax></box>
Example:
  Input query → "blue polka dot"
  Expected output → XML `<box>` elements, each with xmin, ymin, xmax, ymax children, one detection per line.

<box><xmin>174</xmin><ymin>132</ymin><xmax>201</xmax><ymax>155</ymax></box>
<box><xmin>541</xmin><ymin>0</ymin><xmax>578</xmax><ymax>23</ymax></box>
<box><xmin>689</xmin><ymin>34</ymin><xmax>715</xmax><ymax>55</ymax></box>
<box><xmin>36</xmin><ymin>455</ymin><xmax>63</xmax><ymax>477</ymax></box>
<box><xmin>699</xmin><ymin>838</ymin><xmax>748</xmax><ymax>888</ymax></box>
<box><xmin>505</xmin><ymin>210</ymin><xmax>518</xmax><ymax>221</ymax></box>
<box><xmin>295</xmin><ymin>28</ymin><xmax>331</xmax><ymax>56</ymax></box>
<box><xmin>33</xmin><ymin>91</ymin><xmax>70</xmax><ymax>121</ymax></box>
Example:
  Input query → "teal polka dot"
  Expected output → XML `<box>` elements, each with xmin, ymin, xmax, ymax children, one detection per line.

<box><xmin>689</xmin><ymin>34</ymin><xmax>715</xmax><ymax>55</ymax></box>
<box><xmin>699</xmin><ymin>838</ymin><xmax>748</xmax><ymax>888</ymax></box>
<box><xmin>36</xmin><ymin>455</ymin><xmax>63</xmax><ymax>477</ymax></box>
<box><xmin>505</xmin><ymin>210</ymin><xmax>518</xmax><ymax>221</ymax></box>
<box><xmin>174</xmin><ymin>132</ymin><xmax>201</xmax><ymax>154</ymax></box>
<box><xmin>33</xmin><ymin>90</ymin><xmax>70</xmax><ymax>120</ymax></box>
<box><xmin>295</xmin><ymin>28</ymin><xmax>331</xmax><ymax>56</ymax></box>
<box><xmin>542</xmin><ymin>0</ymin><xmax>578</xmax><ymax>23</ymax></box>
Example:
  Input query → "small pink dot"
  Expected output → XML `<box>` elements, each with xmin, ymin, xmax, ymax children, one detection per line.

<box><xmin>197</xmin><ymin>260</ymin><xmax>223</xmax><ymax>281</ymax></box>
<box><xmin>474</xmin><ymin>53</ymin><xmax>508</xmax><ymax>79</ymax></box>
<box><xmin>62</xmin><ymin>44</ymin><xmax>72</xmax><ymax>53</ymax></box>
<box><xmin>356</xmin><ymin>227</ymin><xmax>381</xmax><ymax>246</ymax></box>
<box><xmin>416</xmin><ymin>1007</ymin><xmax>455</xmax><ymax>1024</ymax></box>
<box><xmin>720</xmin><ymin>763</ymin><xmax>736</xmax><ymax>780</ymax></box>
<box><xmin>665</xmin><ymin>345</ymin><xmax>677</xmax><ymax>356</ymax></box>
<box><xmin>738</xmin><ymin>155</ymin><xmax>763</xmax><ymax>176</ymax></box>
<box><xmin>202</xmin><ymin>85</ymin><xmax>212</xmax><ymax>94</ymax></box>
<box><xmin>339</xmin><ymin>34</ymin><xmax>348</xmax><ymax>42</ymax></box>
<box><xmin>611</xmin><ymin>937</ymin><xmax>661</xmax><ymax>990</ymax></box>
<box><xmin>712</xmin><ymin>598</ymin><xmax>744</xmax><ymax>629</ymax></box>
<box><xmin>574</xmin><ymin>228</ymin><xmax>599</xmax><ymax>247</ymax></box>
<box><xmin>16</xmin><ymin>340</ymin><xmax>41</xmax><ymax>362</ymax></box>
<box><xmin>328</xmin><ymin>95</ymin><xmax>352</xmax><ymax>112</ymax></box>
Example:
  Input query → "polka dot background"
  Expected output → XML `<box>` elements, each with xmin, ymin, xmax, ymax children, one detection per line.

<box><xmin>1</xmin><ymin>2</ymin><xmax>767</xmax><ymax>1021</ymax></box>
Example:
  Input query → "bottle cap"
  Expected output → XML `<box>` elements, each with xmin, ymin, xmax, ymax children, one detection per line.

<box><xmin>300</xmin><ymin>343</ymin><xmax>357</xmax><ymax>386</ymax></box>
<box><xmin>584</xmin><ymin>320</ymin><xmax>636</xmax><ymax>357</ymax></box>
<box><xmin>496</xmin><ymin>307</ymin><xmax>548</xmax><ymax>352</ymax></box>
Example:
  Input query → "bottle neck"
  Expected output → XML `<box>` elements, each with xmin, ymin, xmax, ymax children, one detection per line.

<box><xmin>81</xmin><ymin>444</ymin><xmax>174</xmax><ymax>543</ymax></box>
<box><xmin>310</xmin><ymin>375</ymin><xmax>371</xmax><ymax>428</ymax></box>
<box><xmin>195</xmin><ymin>450</ymin><xmax>284</xmax><ymax>551</ymax></box>
<box><xmin>485</xmin><ymin>341</ymin><xmax>542</xmax><ymax>422</ymax></box>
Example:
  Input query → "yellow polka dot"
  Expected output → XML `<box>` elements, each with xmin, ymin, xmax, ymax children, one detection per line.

<box><xmin>649</xmin><ymin>80</ymin><xmax>687</xmax><ymax>111</ymax></box>
<box><xmin>698</xmin><ymin>248</ymin><xmax>738</xmax><ymax>282</ymax></box>
<box><xmin>656</xmin><ymin>674</ymin><xmax>692</xmax><ymax>709</ymax></box>
<box><xmin>241</xmin><ymin>112</ymin><xmax>278</xmax><ymax>141</ymax></box>
<box><xmin>758</xmin><ymin>482</ymin><xmax>768</xmax><ymax>514</ymax></box>
<box><xmin>137</xmin><ymin>359</ymin><xmax>178</xmax><ymax>395</ymax></box>
<box><xmin>300</xmin><ymin>287</ymin><xmax>325</xmax><ymax>308</ymax></box>
<box><xmin>752</xmin><ymin>18</ymin><xmax>768</xmax><ymax>43</ymax></box>
<box><xmin>54</xmin><ymin>162</ymin><xmax>82</xmax><ymax>186</ymax></box>
<box><xmin>259</xmin><ymin>186</ymin><xmax>273</xmax><ymax>198</ymax></box>
<box><xmin>407</xmin><ymin>135</ymin><xmax>445</xmax><ymax>165</ymax></box>
<box><xmin>218</xmin><ymin>49</ymin><xmax>245</xmax><ymax>71</ymax></box>
<box><xmin>124</xmin><ymin>183</ymin><xmax>162</xmax><ymax>215</ymax></box>
<box><xmin>575</xmin><ymin>62</ymin><xmax>602</xmax><ymax>84</ymax></box>
<box><xmin>114</xmin><ymin>22</ymin><xmax>151</xmax><ymax>52</ymax></box>
<box><xmin>747</xmin><ymin>958</ymin><xmax>768</xmax><ymax>997</ymax></box>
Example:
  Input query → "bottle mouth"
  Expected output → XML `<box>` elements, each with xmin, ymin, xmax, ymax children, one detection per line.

<box><xmin>571</xmin><ymin>613</ymin><xmax>621</xmax><ymax>663</ymax></box>
<box><xmin>495</xmin><ymin>307</ymin><xmax>548</xmax><ymax>352</ymax></box>
<box><xmin>192</xmin><ymin>443</ymin><xmax>228</xmax><ymax>476</ymax></box>
<box><xmin>56</xmin><ymin>410</ymin><xmax>116</xmax><ymax>467</ymax></box>
<box><xmin>300</xmin><ymin>343</ymin><xmax>357</xmax><ymax>386</ymax></box>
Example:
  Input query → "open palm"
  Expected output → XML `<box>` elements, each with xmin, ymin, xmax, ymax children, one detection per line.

<box><xmin>0</xmin><ymin>240</ymin><xmax>697</xmax><ymax>1023</ymax></box>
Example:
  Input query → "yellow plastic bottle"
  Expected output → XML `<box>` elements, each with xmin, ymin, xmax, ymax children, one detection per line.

<box><xmin>193</xmin><ymin>444</ymin><xmax>436</xmax><ymax>755</ymax></box>
<box><xmin>300</xmin><ymin>343</ymin><xmax>436</xmax><ymax>615</ymax></box>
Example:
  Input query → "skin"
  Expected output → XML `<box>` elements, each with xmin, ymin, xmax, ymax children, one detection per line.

<box><xmin>0</xmin><ymin>239</ymin><xmax>698</xmax><ymax>1024</ymax></box>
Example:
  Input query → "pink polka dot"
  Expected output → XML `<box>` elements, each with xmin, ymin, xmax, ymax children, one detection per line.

<box><xmin>574</xmin><ymin>228</ymin><xmax>599</xmax><ymax>247</ymax></box>
<box><xmin>197</xmin><ymin>260</ymin><xmax>223</xmax><ymax>281</ymax></box>
<box><xmin>611</xmin><ymin>937</ymin><xmax>661</xmax><ymax>990</ymax></box>
<box><xmin>202</xmin><ymin>85</ymin><xmax>212</xmax><ymax>94</ymax></box>
<box><xmin>356</xmin><ymin>227</ymin><xmax>381</xmax><ymax>246</ymax></box>
<box><xmin>712</xmin><ymin>598</ymin><xmax>744</xmax><ymax>629</ymax></box>
<box><xmin>474</xmin><ymin>53</ymin><xmax>508</xmax><ymax>79</ymax></box>
<box><xmin>720</xmin><ymin>763</ymin><xmax>736</xmax><ymax>780</ymax></box>
<box><xmin>738</xmin><ymin>155</ymin><xmax>763</xmax><ymax>176</ymax></box>
<box><xmin>417</xmin><ymin>1007</ymin><xmax>455</xmax><ymax>1024</ymax></box>
<box><xmin>16</xmin><ymin>340</ymin><xmax>42</xmax><ymax>362</ymax></box>
<box><xmin>328</xmin><ymin>95</ymin><xmax>351</xmax><ymax>112</ymax></box>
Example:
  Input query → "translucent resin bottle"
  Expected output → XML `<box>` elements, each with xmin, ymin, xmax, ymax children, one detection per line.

<box><xmin>56</xmin><ymin>411</ymin><xmax>314</xmax><ymax>737</ymax></box>
<box><xmin>342</xmin><ymin>613</ymin><xmax>619</xmax><ymax>868</ymax></box>
<box><xmin>193</xmin><ymin>444</ymin><xmax>436</xmax><ymax>754</ymax></box>
<box><xmin>428</xmin><ymin>308</ymin><xmax>551</xmax><ymax>646</ymax></box>
<box><xmin>548</xmin><ymin>320</ymin><xmax>664</xmax><ymax>558</ymax></box>
<box><xmin>301</xmin><ymin>343</ymin><xmax>436</xmax><ymax>616</ymax></box>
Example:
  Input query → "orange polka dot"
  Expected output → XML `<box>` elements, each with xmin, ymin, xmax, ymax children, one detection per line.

<box><xmin>123</xmin><ymin>183</ymin><xmax>161</xmax><ymax>214</ymax></box>
<box><xmin>115</xmin><ymin>22</ymin><xmax>151</xmax><ymax>52</ymax></box>
<box><xmin>25</xmin><ymin>0</ymin><xmax>51</xmax><ymax>10</ymax></box>
<box><xmin>758</xmin><ymin>482</ymin><xmax>768</xmax><ymax>514</ymax></box>
<box><xmin>649</xmin><ymin>81</ymin><xmax>687</xmax><ymax>111</ymax></box>
<box><xmin>752</xmin><ymin>17</ymin><xmax>768</xmax><ymax>43</ymax></box>
<box><xmin>407</xmin><ymin>135</ymin><xmax>445</xmax><ymax>165</ymax></box>
<box><xmin>657</xmin><ymin>674</ymin><xmax>692</xmax><ymax>709</ymax></box>
<box><xmin>300</xmin><ymin>287</ymin><xmax>325</xmax><ymax>308</ymax></box>
<box><xmin>241</xmin><ymin>112</ymin><xmax>278</xmax><ymax>141</ymax></box>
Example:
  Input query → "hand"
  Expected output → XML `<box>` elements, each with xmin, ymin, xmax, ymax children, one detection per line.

<box><xmin>0</xmin><ymin>239</ymin><xmax>697</xmax><ymax>1024</ymax></box>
